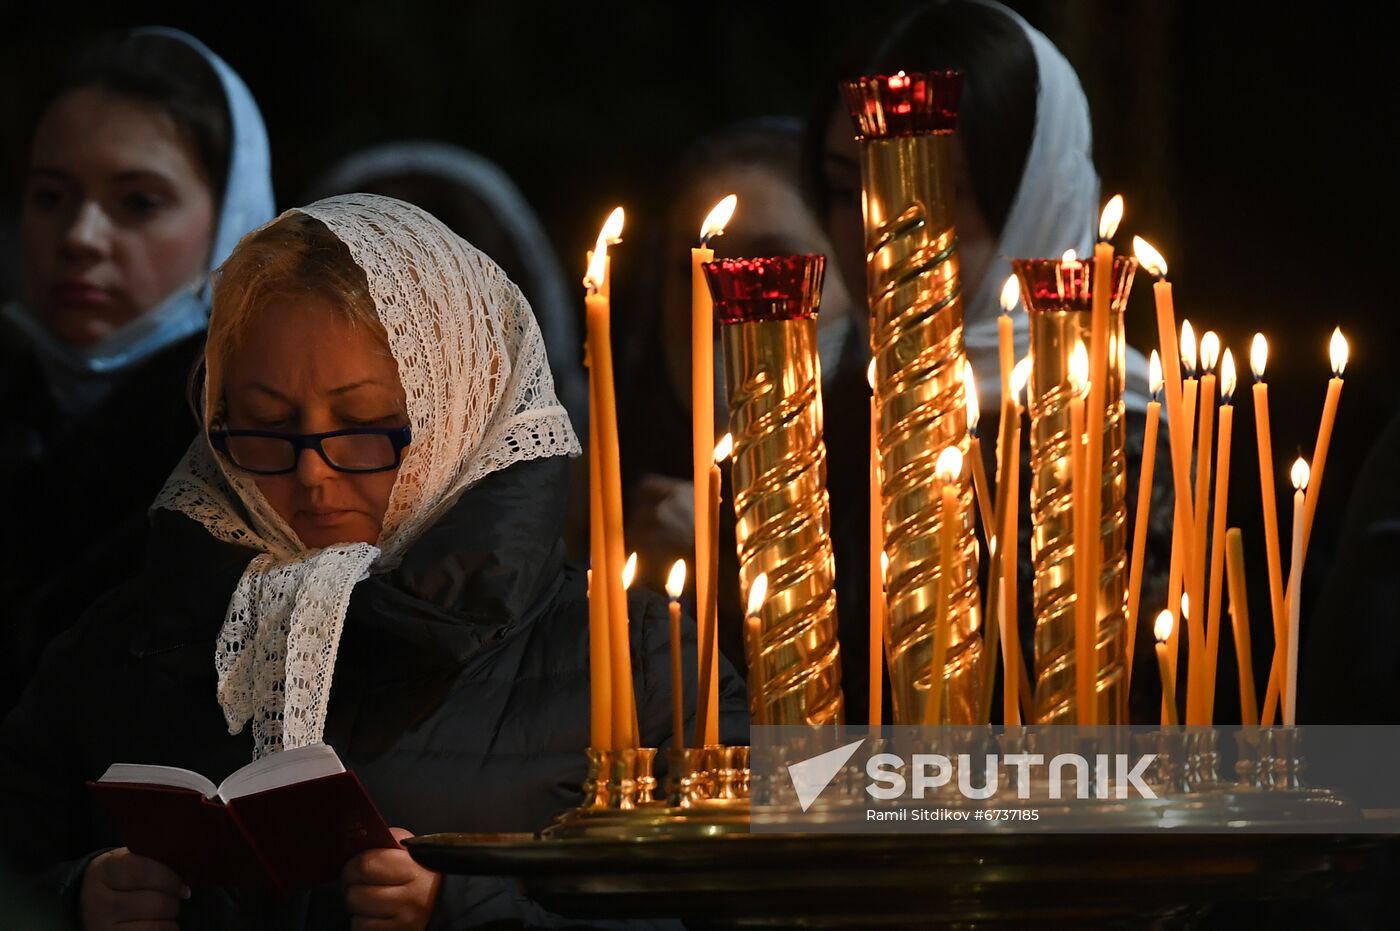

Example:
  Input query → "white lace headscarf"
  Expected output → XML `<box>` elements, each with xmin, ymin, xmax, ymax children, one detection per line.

<box><xmin>963</xmin><ymin>0</ymin><xmax>1152</xmax><ymax>413</ymax></box>
<box><xmin>152</xmin><ymin>193</ymin><xmax>580</xmax><ymax>759</ymax></box>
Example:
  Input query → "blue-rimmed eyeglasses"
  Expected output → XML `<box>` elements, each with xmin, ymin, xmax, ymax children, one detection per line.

<box><xmin>208</xmin><ymin>426</ymin><xmax>412</xmax><ymax>475</ymax></box>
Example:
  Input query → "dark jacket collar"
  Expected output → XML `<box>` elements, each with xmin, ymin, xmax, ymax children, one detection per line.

<box><xmin>129</xmin><ymin>454</ymin><xmax>572</xmax><ymax>676</ymax></box>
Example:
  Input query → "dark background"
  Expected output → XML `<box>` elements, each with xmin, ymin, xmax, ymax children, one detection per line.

<box><xmin>3</xmin><ymin>0</ymin><xmax>1396</xmax><ymax>713</ymax></box>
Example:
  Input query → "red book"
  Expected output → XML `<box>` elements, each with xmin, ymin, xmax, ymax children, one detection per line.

<box><xmin>87</xmin><ymin>743</ymin><xmax>396</xmax><ymax>896</ymax></box>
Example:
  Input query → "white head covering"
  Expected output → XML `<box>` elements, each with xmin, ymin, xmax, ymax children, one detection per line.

<box><xmin>962</xmin><ymin>1</ymin><xmax>1151</xmax><ymax>413</ymax></box>
<box><xmin>152</xmin><ymin>193</ymin><xmax>581</xmax><ymax>759</ymax></box>
<box><xmin>304</xmin><ymin>142</ymin><xmax>586</xmax><ymax>432</ymax></box>
<box><xmin>2</xmin><ymin>27</ymin><xmax>275</xmax><ymax>412</ymax></box>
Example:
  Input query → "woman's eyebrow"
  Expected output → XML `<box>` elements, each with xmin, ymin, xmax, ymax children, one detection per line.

<box><xmin>328</xmin><ymin>379</ymin><xmax>385</xmax><ymax>396</ymax></box>
<box><xmin>243</xmin><ymin>380</ymin><xmax>386</xmax><ymax>400</ymax></box>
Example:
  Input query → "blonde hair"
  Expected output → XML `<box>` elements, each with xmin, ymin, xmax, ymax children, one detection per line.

<box><xmin>202</xmin><ymin>212</ymin><xmax>390</xmax><ymax>421</ymax></box>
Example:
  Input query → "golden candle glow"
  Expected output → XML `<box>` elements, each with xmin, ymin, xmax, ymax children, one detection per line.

<box><xmin>714</xmin><ymin>432</ymin><xmax>734</xmax><ymax>464</ymax></box>
<box><xmin>1251</xmin><ymin>332</ymin><xmax>1268</xmax><ymax>380</ymax></box>
<box><xmin>936</xmin><ymin>446</ymin><xmax>963</xmax><ymax>483</ymax></box>
<box><xmin>1098</xmin><ymin>194</ymin><xmax>1124</xmax><ymax>241</ymax></box>
<box><xmin>1180</xmin><ymin>320</ymin><xmax>1198</xmax><ymax>376</ymax></box>
<box><xmin>699</xmin><ymin>194</ymin><xmax>737</xmax><ymax>247</ymax></box>
<box><xmin>1330</xmin><ymin>327</ymin><xmax>1349</xmax><ymax>376</ymax></box>
<box><xmin>746</xmin><ymin>571</ymin><xmax>770</xmax><ymax>619</ymax></box>
<box><xmin>1070</xmin><ymin>339</ymin><xmax>1090</xmax><ymax>391</ymax></box>
<box><xmin>623</xmin><ymin>552</ymin><xmax>638</xmax><ymax>589</ymax></box>
<box><xmin>1062</xmin><ymin>248</ymin><xmax>1079</xmax><ymax>263</ymax></box>
<box><xmin>1200</xmin><ymin>331</ymin><xmax>1220</xmax><ymax>373</ymax></box>
<box><xmin>665</xmin><ymin>559</ymin><xmax>687</xmax><ymax>599</ymax></box>
<box><xmin>1000</xmin><ymin>275</ymin><xmax>1021</xmax><ymax>313</ymax></box>
<box><xmin>1150</xmin><ymin>349</ymin><xmax>1164</xmax><ymax>398</ymax></box>
<box><xmin>1011</xmin><ymin>357</ymin><xmax>1032</xmax><ymax>400</ymax></box>
<box><xmin>1221</xmin><ymin>348</ymin><xmax>1238</xmax><ymax>400</ymax></box>
<box><xmin>1133</xmin><ymin>237</ymin><xmax>1168</xmax><ymax>277</ymax></box>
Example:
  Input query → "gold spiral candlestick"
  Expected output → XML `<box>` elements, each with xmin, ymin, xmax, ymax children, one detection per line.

<box><xmin>703</xmin><ymin>255</ymin><xmax>844</xmax><ymax>724</ymax></box>
<box><xmin>1013</xmin><ymin>257</ymin><xmax>1137</xmax><ymax>724</ymax></box>
<box><xmin>842</xmin><ymin>70</ymin><xmax>981</xmax><ymax>724</ymax></box>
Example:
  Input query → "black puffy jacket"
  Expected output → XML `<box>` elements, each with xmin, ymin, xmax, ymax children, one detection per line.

<box><xmin>0</xmin><ymin>453</ymin><xmax>748</xmax><ymax>928</ymax></box>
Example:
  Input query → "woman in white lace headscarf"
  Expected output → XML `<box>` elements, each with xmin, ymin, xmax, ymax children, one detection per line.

<box><xmin>0</xmin><ymin>193</ymin><xmax>746</xmax><ymax>929</ymax></box>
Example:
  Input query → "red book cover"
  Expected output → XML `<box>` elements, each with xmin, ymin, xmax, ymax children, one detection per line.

<box><xmin>87</xmin><ymin>745</ymin><xmax>396</xmax><ymax>895</ymax></box>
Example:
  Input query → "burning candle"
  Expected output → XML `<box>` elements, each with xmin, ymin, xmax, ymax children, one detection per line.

<box><xmin>998</xmin><ymin>275</ymin><xmax>1019</xmax><ymax>410</ymax></box>
<box><xmin>584</xmin><ymin>208</ymin><xmax>635</xmax><ymax>748</ymax></box>
<box><xmin>1251</xmin><ymin>335</ymin><xmax>1288</xmax><ymax>726</ymax></box>
<box><xmin>691</xmin><ymin>195</ymin><xmax>737</xmax><ymax>737</ymax></box>
<box><xmin>1301</xmin><ymin>329</ymin><xmax>1347</xmax><ymax>558</ymax></box>
<box><xmin>1132</xmin><ymin>238</ymin><xmax>1195</xmax><ymax>549</ymax></box>
<box><xmin>695</xmin><ymin>432</ymin><xmax>731</xmax><ymax>748</ymax></box>
<box><xmin>1186</xmin><ymin>330</ymin><xmax>1219</xmax><ymax>723</ymax></box>
<box><xmin>868</xmin><ymin>361</ymin><xmax>885</xmax><ymax>732</ymax></box>
<box><xmin>665</xmin><ymin>559</ymin><xmax>687</xmax><ymax>748</ymax></box>
<box><xmin>1006</xmin><ymin>358</ymin><xmax>1031</xmax><ymax>724</ymax></box>
<box><xmin>1125</xmin><ymin>351</ymin><xmax>1163</xmax><ymax>695</ymax></box>
<box><xmin>745</xmin><ymin>572</ymin><xmax>770</xmax><ymax>725</ymax></box>
<box><xmin>924</xmin><ymin>446</ymin><xmax>964</xmax><ymax>726</ymax></box>
<box><xmin>965</xmin><ymin>361</ymin><xmax>995</xmax><ymax>544</ymax></box>
<box><xmin>1069</xmin><ymin>339</ymin><xmax>1094</xmax><ymax>724</ymax></box>
<box><xmin>1284</xmin><ymin>458</ymin><xmax>1309</xmax><ymax>727</ymax></box>
<box><xmin>1081</xmin><ymin>197</ymin><xmax>1123</xmax><ymax>705</ymax></box>
<box><xmin>1225</xmin><ymin>528</ymin><xmax>1259</xmax><ymax>725</ymax></box>
<box><xmin>1166</xmin><ymin>322</ymin><xmax>1199</xmax><ymax>718</ymax></box>
<box><xmin>1155</xmin><ymin>610</ymin><xmax>1180</xmax><ymax>727</ymax></box>
<box><xmin>1203</xmin><ymin>348</ymin><xmax>1235</xmax><ymax>723</ymax></box>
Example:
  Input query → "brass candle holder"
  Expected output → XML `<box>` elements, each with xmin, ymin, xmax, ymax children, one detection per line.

<box><xmin>842</xmin><ymin>70</ymin><xmax>982</xmax><ymax>724</ymax></box>
<box><xmin>1013</xmin><ymin>257</ymin><xmax>1137</xmax><ymax>725</ymax></box>
<box><xmin>704</xmin><ymin>255</ymin><xmax>845</xmax><ymax>725</ymax></box>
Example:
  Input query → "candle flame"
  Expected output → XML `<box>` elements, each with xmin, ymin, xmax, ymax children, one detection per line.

<box><xmin>1330</xmin><ymin>327</ymin><xmax>1349</xmax><ymax>376</ymax></box>
<box><xmin>1180</xmin><ymin>320</ymin><xmax>1198</xmax><ymax>375</ymax></box>
<box><xmin>1069</xmin><ymin>339</ymin><xmax>1089</xmax><ymax>394</ymax></box>
<box><xmin>999</xmin><ymin>274</ymin><xmax>1020</xmax><ymax>313</ymax></box>
<box><xmin>622</xmin><ymin>552</ymin><xmax>638</xmax><ymax>590</ymax></box>
<box><xmin>1098</xmin><ymin>194</ymin><xmax>1124</xmax><ymax>242</ymax></box>
<box><xmin>1200</xmin><ymin>331</ymin><xmax>1221</xmax><ymax>373</ymax></box>
<box><xmin>746</xmin><ymin>572</ymin><xmax>769</xmax><ymax>618</ymax></box>
<box><xmin>880</xmin><ymin>550</ymin><xmax>889</xmax><ymax>585</ymax></box>
<box><xmin>585</xmin><ymin>206</ymin><xmax>625</xmax><ymax>290</ymax></box>
<box><xmin>714</xmin><ymin>432</ymin><xmax>734</xmax><ymax>464</ymax></box>
<box><xmin>888</xmin><ymin>70</ymin><xmax>909</xmax><ymax>89</ymax></box>
<box><xmin>1181</xmin><ymin>592</ymin><xmax>1191</xmax><ymax>621</ymax></box>
<box><xmin>1132</xmin><ymin>236</ymin><xmax>1168</xmax><ymax>278</ymax></box>
<box><xmin>964</xmin><ymin>361</ymin><xmax>980</xmax><ymax>433</ymax></box>
<box><xmin>1291</xmin><ymin>457</ymin><xmax>1310</xmax><ymax>491</ymax></box>
<box><xmin>1154</xmin><ymin>609</ymin><xmax>1174</xmax><ymax>643</ymax></box>
<box><xmin>935</xmin><ymin>445</ymin><xmax>963</xmax><ymax>482</ymax></box>
<box><xmin>665</xmin><ymin>559</ymin><xmax>687</xmax><ymax>599</ymax></box>
<box><xmin>699</xmin><ymin>194</ymin><xmax>738</xmax><ymax>246</ymax></box>
<box><xmin>1011</xmin><ymin>356</ymin><xmax>1032</xmax><ymax>401</ymax></box>
<box><xmin>1061</xmin><ymin>248</ymin><xmax>1078</xmax><ymax>263</ymax></box>
<box><xmin>1149</xmin><ymin>350</ymin><xmax>1163</xmax><ymax>399</ymax></box>
<box><xmin>1221</xmin><ymin>348</ymin><xmax>1237</xmax><ymax>401</ymax></box>
<box><xmin>1250</xmin><ymin>333</ymin><xmax>1268</xmax><ymax>381</ymax></box>
<box><xmin>867</xmin><ymin>358</ymin><xmax>876</xmax><ymax>391</ymax></box>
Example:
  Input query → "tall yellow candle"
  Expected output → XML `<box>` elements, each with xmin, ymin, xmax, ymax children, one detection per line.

<box><xmin>1163</xmin><ymin>374</ymin><xmax>1197</xmax><ymax>724</ymax></box>
<box><xmin>1251</xmin><ymin>335</ymin><xmax>1288</xmax><ymax>726</ymax></box>
<box><xmin>1300</xmin><ymin>329</ymin><xmax>1347</xmax><ymax>560</ymax></box>
<box><xmin>1203</xmin><ymin>350</ymin><xmax>1236</xmax><ymax>723</ymax></box>
<box><xmin>868</xmin><ymin>362</ymin><xmax>885</xmax><ymax>731</ymax></box>
<box><xmin>1006</xmin><ymin>358</ymin><xmax>1031</xmax><ymax>724</ymax></box>
<box><xmin>1080</xmin><ymin>199</ymin><xmax>1123</xmax><ymax>721</ymax></box>
<box><xmin>1069</xmin><ymin>340</ymin><xmax>1093</xmax><ymax>724</ymax></box>
<box><xmin>1285</xmin><ymin>458</ymin><xmax>1310</xmax><ymax>727</ymax></box>
<box><xmin>694</xmin><ymin>433</ymin><xmax>731</xmax><ymax>748</ymax></box>
<box><xmin>923</xmin><ymin>447</ymin><xmax>964</xmax><ymax>726</ymax></box>
<box><xmin>585</xmin><ymin>338</ymin><xmax>612</xmax><ymax>750</ymax></box>
<box><xmin>1186</xmin><ymin>328</ymin><xmax>1217</xmax><ymax>724</ymax></box>
<box><xmin>1155</xmin><ymin>611</ymin><xmax>1180</xmax><ymax>727</ymax></box>
<box><xmin>964</xmin><ymin>362</ymin><xmax>995</xmax><ymax>546</ymax></box>
<box><xmin>1133</xmin><ymin>238</ymin><xmax>1195</xmax><ymax>547</ymax></box>
<box><xmin>584</xmin><ymin>213</ymin><xmax>637</xmax><ymax>748</ymax></box>
<box><xmin>998</xmin><ymin>275</ymin><xmax>1020</xmax><ymax>409</ymax></box>
<box><xmin>1125</xmin><ymin>351</ymin><xmax>1163</xmax><ymax>696</ymax></box>
<box><xmin>1225</xmin><ymin>528</ymin><xmax>1259</xmax><ymax>726</ymax></box>
<box><xmin>691</xmin><ymin>195</ymin><xmax>737</xmax><ymax>722</ymax></box>
<box><xmin>665</xmin><ymin>560</ymin><xmax>687</xmax><ymax>749</ymax></box>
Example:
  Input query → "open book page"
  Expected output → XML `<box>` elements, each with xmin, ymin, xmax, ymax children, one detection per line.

<box><xmin>98</xmin><ymin>764</ymin><xmax>218</xmax><ymax>798</ymax></box>
<box><xmin>217</xmin><ymin>743</ymin><xmax>345</xmax><ymax>802</ymax></box>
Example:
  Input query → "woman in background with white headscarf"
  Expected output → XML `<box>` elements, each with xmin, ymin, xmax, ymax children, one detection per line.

<box><xmin>813</xmin><ymin>0</ymin><xmax>1173</xmax><ymax>722</ymax></box>
<box><xmin>0</xmin><ymin>194</ymin><xmax>745</xmax><ymax>929</ymax></box>
<box><xmin>0</xmin><ymin>28</ymin><xmax>274</xmax><ymax>716</ymax></box>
